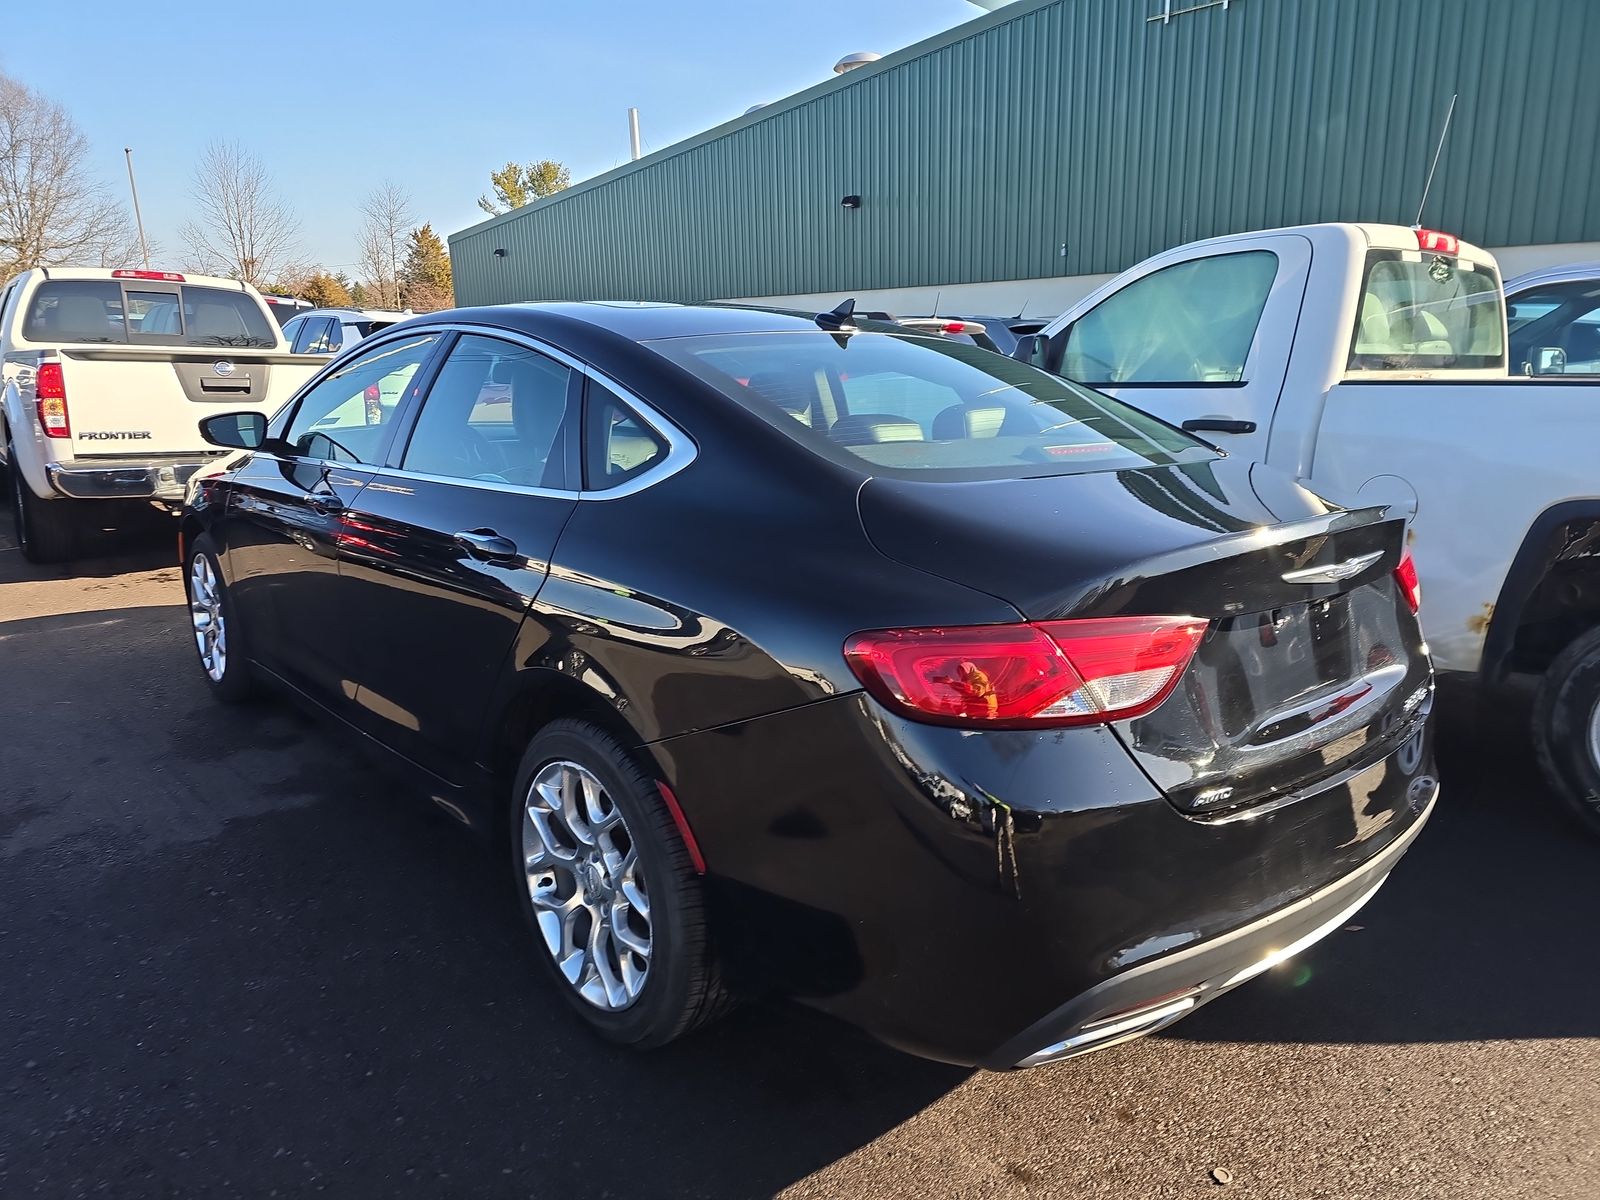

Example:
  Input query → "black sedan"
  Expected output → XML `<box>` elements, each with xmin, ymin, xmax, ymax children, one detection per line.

<box><xmin>181</xmin><ymin>301</ymin><xmax>1438</xmax><ymax>1068</ymax></box>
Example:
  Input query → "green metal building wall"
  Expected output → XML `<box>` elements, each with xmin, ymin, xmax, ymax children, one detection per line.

<box><xmin>450</xmin><ymin>0</ymin><xmax>1600</xmax><ymax>306</ymax></box>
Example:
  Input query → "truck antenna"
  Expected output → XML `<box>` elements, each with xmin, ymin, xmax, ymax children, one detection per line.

<box><xmin>1413</xmin><ymin>93</ymin><xmax>1458</xmax><ymax>228</ymax></box>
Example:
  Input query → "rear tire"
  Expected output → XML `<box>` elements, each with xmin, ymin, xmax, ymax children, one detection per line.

<box><xmin>9</xmin><ymin>448</ymin><xmax>84</xmax><ymax>564</ymax></box>
<box><xmin>509</xmin><ymin>719</ymin><xmax>732</xmax><ymax>1048</ymax></box>
<box><xmin>184</xmin><ymin>534</ymin><xmax>259</xmax><ymax>703</ymax></box>
<box><xmin>1532</xmin><ymin>625</ymin><xmax>1600</xmax><ymax>839</ymax></box>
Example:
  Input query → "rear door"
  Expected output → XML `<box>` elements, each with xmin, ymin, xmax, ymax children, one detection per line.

<box><xmin>222</xmin><ymin>331</ymin><xmax>446</xmax><ymax>701</ymax></box>
<box><xmin>334</xmin><ymin>330</ymin><xmax>580</xmax><ymax>781</ymax></box>
<box><xmin>1036</xmin><ymin>236</ymin><xmax>1312</xmax><ymax>460</ymax></box>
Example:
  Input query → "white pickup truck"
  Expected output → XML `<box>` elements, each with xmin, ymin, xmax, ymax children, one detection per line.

<box><xmin>1019</xmin><ymin>223</ymin><xmax>1600</xmax><ymax>833</ymax></box>
<box><xmin>1</xmin><ymin>268</ymin><xmax>322</xmax><ymax>563</ymax></box>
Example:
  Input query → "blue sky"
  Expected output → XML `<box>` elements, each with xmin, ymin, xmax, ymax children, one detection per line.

<box><xmin>2</xmin><ymin>0</ymin><xmax>980</xmax><ymax>275</ymax></box>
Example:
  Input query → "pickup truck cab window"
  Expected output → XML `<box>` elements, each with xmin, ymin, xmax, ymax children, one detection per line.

<box><xmin>1061</xmin><ymin>251</ymin><xmax>1278</xmax><ymax>386</ymax></box>
<box><xmin>282</xmin><ymin>333</ymin><xmax>439</xmax><ymax>464</ymax></box>
<box><xmin>21</xmin><ymin>279</ymin><xmax>277</xmax><ymax>347</ymax></box>
<box><xmin>1348</xmin><ymin>252</ymin><xmax>1503</xmax><ymax>372</ymax></box>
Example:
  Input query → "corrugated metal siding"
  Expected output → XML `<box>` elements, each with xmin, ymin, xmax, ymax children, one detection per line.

<box><xmin>450</xmin><ymin>0</ymin><xmax>1600</xmax><ymax>305</ymax></box>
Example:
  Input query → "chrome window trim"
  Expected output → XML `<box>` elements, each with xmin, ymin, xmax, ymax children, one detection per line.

<box><xmin>349</xmin><ymin>320</ymin><xmax>697</xmax><ymax>502</ymax></box>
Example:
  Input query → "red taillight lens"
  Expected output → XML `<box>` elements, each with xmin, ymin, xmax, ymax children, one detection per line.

<box><xmin>111</xmin><ymin>269</ymin><xmax>185</xmax><ymax>282</ymax></box>
<box><xmin>35</xmin><ymin>362</ymin><xmax>69</xmax><ymax>438</ymax></box>
<box><xmin>844</xmin><ymin>615</ymin><xmax>1207</xmax><ymax>728</ymax></box>
<box><xmin>1413</xmin><ymin>228</ymin><xmax>1459</xmax><ymax>256</ymax></box>
<box><xmin>1395</xmin><ymin>549</ymin><xmax>1421</xmax><ymax>614</ymax></box>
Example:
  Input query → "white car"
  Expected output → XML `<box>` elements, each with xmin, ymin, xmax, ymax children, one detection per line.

<box><xmin>0</xmin><ymin>268</ymin><xmax>323</xmax><ymax>562</ymax></box>
<box><xmin>1020</xmin><ymin>223</ymin><xmax>1600</xmax><ymax>834</ymax></box>
<box><xmin>280</xmin><ymin>307</ymin><xmax>410</xmax><ymax>357</ymax></box>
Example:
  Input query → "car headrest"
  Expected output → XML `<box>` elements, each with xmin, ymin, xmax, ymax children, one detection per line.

<box><xmin>829</xmin><ymin>413</ymin><xmax>924</xmax><ymax>445</ymax></box>
<box><xmin>932</xmin><ymin>404</ymin><xmax>1006</xmax><ymax>439</ymax></box>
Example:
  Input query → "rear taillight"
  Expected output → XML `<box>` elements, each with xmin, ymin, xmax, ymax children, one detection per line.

<box><xmin>1395</xmin><ymin>549</ymin><xmax>1421</xmax><ymax>614</ymax></box>
<box><xmin>35</xmin><ymin>362</ymin><xmax>69</xmax><ymax>438</ymax></box>
<box><xmin>844</xmin><ymin>615</ymin><xmax>1208</xmax><ymax>729</ymax></box>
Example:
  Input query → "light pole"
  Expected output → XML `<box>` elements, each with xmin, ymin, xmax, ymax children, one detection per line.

<box><xmin>124</xmin><ymin>148</ymin><xmax>151</xmax><ymax>269</ymax></box>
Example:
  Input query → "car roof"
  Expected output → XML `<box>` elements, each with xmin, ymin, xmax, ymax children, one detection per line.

<box><xmin>1503</xmin><ymin>262</ymin><xmax>1600</xmax><ymax>295</ymax></box>
<box><xmin>406</xmin><ymin>300</ymin><xmax>868</xmax><ymax>343</ymax></box>
<box><xmin>293</xmin><ymin>307</ymin><xmax>411</xmax><ymax>321</ymax></box>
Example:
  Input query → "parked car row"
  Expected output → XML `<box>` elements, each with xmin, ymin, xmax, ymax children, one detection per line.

<box><xmin>4</xmin><ymin>224</ymin><xmax>1595</xmax><ymax>1076</ymax></box>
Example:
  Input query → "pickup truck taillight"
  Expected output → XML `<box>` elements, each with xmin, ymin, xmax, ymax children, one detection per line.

<box><xmin>34</xmin><ymin>362</ymin><xmax>69</xmax><ymax>438</ymax></box>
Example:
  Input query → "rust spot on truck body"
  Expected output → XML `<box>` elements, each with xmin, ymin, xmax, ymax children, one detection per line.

<box><xmin>1466</xmin><ymin>602</ymin><xmax>1494</xmax><ymax>636</ymax></box>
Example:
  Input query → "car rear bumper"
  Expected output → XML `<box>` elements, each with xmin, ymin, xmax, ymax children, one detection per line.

<box><xmin>653</xmin><ymin>691</ymin><xmax>1438</xmax><ymax>1068</ymax></box>
<box><xmin>984</xmin><ymin>783</ymin><xmax>1435</xmax><ymax>1069</ymax></box>
<box><xmin>47</xmin><ymin>458</ymin><xmax>215</xmax><ymax>501</ymax></box>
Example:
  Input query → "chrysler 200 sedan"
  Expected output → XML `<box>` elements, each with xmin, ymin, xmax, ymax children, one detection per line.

<box><xmin>181</xmin><ymin>301</ymin><xmax>1437</xmax><ymax>1069</ymax></box>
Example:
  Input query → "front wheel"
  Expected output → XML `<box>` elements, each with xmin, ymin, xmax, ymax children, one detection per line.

<box><xmin>509</xmin><ymin>719</ymin><xmax>731</xmax><ymax>1047</ymax></box>
<box><xmin>1532</xmin><ymin>626</ymin><xmax>1600</xmax><ymax>838</ymax></box>
<box><xmin>185</xmin><ymin>535</ymin><xmax>258</xmax><ymax>703</ymax></box>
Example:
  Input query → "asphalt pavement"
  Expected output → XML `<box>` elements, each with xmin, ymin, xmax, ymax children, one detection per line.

<box><xmin>2</xmin><ymin>506</ymin><xmax>1597</xmax><ymax>1200</ymax></box>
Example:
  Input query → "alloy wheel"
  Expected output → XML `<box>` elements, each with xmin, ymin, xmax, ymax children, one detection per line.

<box><xmin>189</xmin><ymin>554</ymin><xmax>227</xmax><ymax>683</ymax></box>
<box><xmin>522</xmin><ymin>759</ymin><xmax>652</xmax><ymax>1010</ymax></box>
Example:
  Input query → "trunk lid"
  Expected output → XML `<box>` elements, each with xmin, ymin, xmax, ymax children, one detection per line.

<box><xmin>857</xmin><ymin>458</ymin><xmax>1432</xmax><ymax>815</ymax></box>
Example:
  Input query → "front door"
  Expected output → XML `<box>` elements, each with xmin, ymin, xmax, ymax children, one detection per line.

<box><xmin>1039</xmin><ymin>236</ymin><xmax>1312</xmax><ymax>464</ymax></box>
<box><xmin>223</xmin><ymin>330</ymin><xmax>445</xmax><ymax>701</ymax></box>
<box><xmin>335</xmin><ymin>331</ymin><xmax>580</xmax><ymax>782</ymax></box>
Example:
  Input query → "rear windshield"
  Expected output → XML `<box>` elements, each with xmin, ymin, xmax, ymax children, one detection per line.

<box><xmin>1348</xmin><ymin>252</ymin><xmax>1504</xmax><ymax>371</ymax></box>
<box><xmin>650</xmin><ymin>330</ymin><xmax>1216</xmax><ymax>481</ymax></box>
<box><xmin>22</xmin><ymin>280</ymin><xmax>278</xmax><ymax>347</ymax></box>
<box><xmin>347</xmin><ymin>319</ymin><xmax>395</xmax><ymax>338</ymax></box>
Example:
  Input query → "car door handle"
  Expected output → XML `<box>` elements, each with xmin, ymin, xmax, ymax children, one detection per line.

<box><xmin>454</xmin><ymin>529</ymin><xmax>519</xmax><ymax>562</ymax></box>
<box><xmin>1181</xmin><ymin>418</ymin><xmax>1257</xmax><ymax>435</ymax></box>
<box><xmin>307</xmin><ymin>492</ymin><xmax>345</xmax><ymax>515</ymax></box>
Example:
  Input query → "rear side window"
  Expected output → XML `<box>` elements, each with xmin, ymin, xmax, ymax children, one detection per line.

<box><xmin>584</xmin><ymin>383</ymin><xmax>667</xmax><ymax>490</ymax></box>
<box><xmin>1348</xmin><ymin>252</ymin><xmax>1504</xmax><ymax>371</ymax></box>
<box><xmin>1061</xmin><ymin>251</ymin><xmax>1278</xmax><ymax>385</ymax></box>
<box><xmin>22</xmin><ymin>280</ymin><xmax>277</xmax><ymax>347</ymax></box>
<box><xmin>651</xmin><ymin>330</ymin><xmax>1214</xmax><ymax>481</ymax></box>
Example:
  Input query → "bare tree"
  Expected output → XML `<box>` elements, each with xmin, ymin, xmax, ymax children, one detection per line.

<box><xmin>180</xmin><ymin>139</ymin><xmax>301</xmax><ymax>286</ymax></box>
<box><xmin>0</xmin><ymin>72</ymin><xmax>137</xmax><ymax>275</ymax></box>
<box><xmin>358</xmin><ymin>181</ymin><xmax>413</xmax><ymax>309</ymax></box>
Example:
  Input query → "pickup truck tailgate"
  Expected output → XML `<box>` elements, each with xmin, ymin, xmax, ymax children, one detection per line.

<box><xmin>58</xmin><ymin>348</ymin><xmax>314</xmax><ymax>456</ymax></box>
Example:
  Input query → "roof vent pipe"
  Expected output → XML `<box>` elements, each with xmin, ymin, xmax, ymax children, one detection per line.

<box><xmin>833</xmin><ymin>51</ymin><xmax>881</xmax><ymax>74</ymax></box>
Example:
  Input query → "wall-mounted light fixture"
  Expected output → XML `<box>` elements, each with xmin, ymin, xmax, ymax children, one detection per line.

<box><xmin>840</xmin><ymin>195</ymin><xmax>862</xmax><ymax>210</ymax></box>
<box><xmin>493</xmin><ymin>247</ymin><xmax>508</xmax><ymax>258</ymax></box>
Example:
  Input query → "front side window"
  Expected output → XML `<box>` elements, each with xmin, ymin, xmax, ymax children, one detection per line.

<box><xmin>1061</xmin><ymin>251</ymin><xmax>1278</xmax><ymax>385</ymax></box>
<box><xmin>652</xmin><ymin>330</ymin><xmax>1213</xmax><ymax>480</ymax></box>
<box><xmin>401</xmin><ymin>334</ymin><xmax>572</xmax><ymax>487</ymax></box>
<box><xmin>1506</xmin><ymin>282</ymin><xmax>1600</xmax><ymax>376</ymax></box>
<box><xmin>1348</xmin><ymin>252</ymin><xmax>1504</xmax><ymax>371</ymax></box>
<box><xmin>282</xmin><ymin>333</ymin><xmax>439</xmax><ymax>464</ymax></box>
<box><xmin>21</xmin><ymin>280</ymin><xmax>277</xmax><ymax>346</ymax></box>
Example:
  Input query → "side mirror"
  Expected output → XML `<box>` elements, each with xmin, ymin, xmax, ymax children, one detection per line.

<box><xmin>1529</xmin><ymin>346</ymin><xmax>1567</xmax><ymax>376</ymax></box>
<box><xmin>200</xmin><ymin>411</ymin><xmax>268</xmax><ymax>450</ymax></box>
<box><xmin>1013</xmin><ymin>333</ymin><xmax>1041</xmax><ymax>365</ymax></box>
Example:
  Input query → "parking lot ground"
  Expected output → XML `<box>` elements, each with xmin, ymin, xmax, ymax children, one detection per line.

<box><xmin>2</xmin><ymin>509</ymin><xmax>1597</xmax><ymax>1200</ymax></box>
